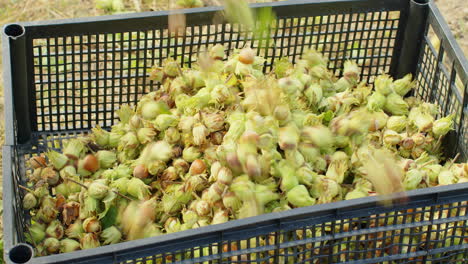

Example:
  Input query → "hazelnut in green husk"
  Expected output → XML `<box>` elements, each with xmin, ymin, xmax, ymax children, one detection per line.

<box><xmin>162</xmin><ymin>189</ymin><xmax>193</xmax><ymax>214</ymax></box>
<box><xmin>140</xmin><ymin>100</ymin><xmax>170</xmax><ymax>121</ymax></box>
<box><xmin>28</xmin><ymin>155</ymin><xmax>47</xmax><ymax>169</ymax></box>
<box><xmin>83</xmin><ymin>217</ymin><xmax>102</xmax><ymax>233</ymax></box>
<box><xmin>28</xmin><ymin>222</ymin><xmax>46</xmax><ymax>245</ymax></box>
<box><xmin>164</xmin><ymin>217</ymin><xmax>182</xmax><ymax>234</ymax></box>
<box><xmin>386</xmin><ymin>116</ymin><xmax>407</xmax><ymax>133</ymax></box>
<box><xmin>147</xmin><ymin>160</ymin><xmax>167</xmax><ymax>176</ymax></box>
<box><xmin>101</xmin><ymin>226</ymin><xmax>122</xmax><ymax>245</ymax></box>
<box><xmin>62</xmin><ymin>201</ymin><xmax>80</xmax><ymax>226</ymax></box>
<box><xmin>374</xmin><ymin>74</ymin><xmax>393</xmax><ymax>96</ymax></box>
<box><xmin>154</xmin><ymin>114</ymin><xmax>179</xmax><ymax>131</ymax></box>
<box><xmin>325</xmin><ymin>151</ymin><xmax>349</xmax><ymax>184</ymax></box>
<box><xmin>182</xmin><ymin>209</ymin><xmax>199</xmax><ymax>229</ymax></box>
<box><xmin>59</xmin><ymin>165</ymin><xmax>77</xmax><ymax>178</ymax></box>
<box><xmin>46</xmin><ymin>220</ymin><xmax>64</xmax><ymax>239</ymax></box>
<box><xmin>88</xmin><ymin>181</ymin><xmax>109</xmax><ymax>200</ymax></box>
<box><xmin>438</xmin><ymin>169</ymin><xmax>455</xmax><ymax>186</ymax></box>
<box><xmin>217</xmin><ymin>167</ymin><xmax>233</xmax><ymax>185</ymax></box>
<box><xmin>304</xmin><ymin>83</ymin><xmax>323</xmax><ymax>106</ymax></box>
<box><xmin>278</xmin><ymin>124</ymin><xmax>300</xmax><ymax>150</ymax></box>
<box><xmin>205</xmin><ymin>182</ymin><xmax>225</xmax><ymax>204</ymax></box>
<box><xmin>313</xmin><ymin>176</ymin><xmax>341</xmax><ymax>204</ymax></box>
<box><xmin>412</xmin><ymin>133</ymin><xmax>426</xmax><ymax>146</ymax></box>
<box><xmin>60</xmin><ymin>238</ymin><xmax>81</xmax><ymax>253</ymax></box>
<box><xmin>183</xmin><ymin>146</ymin><xmax>201</xmax><ymax>162</ymax></box>
<box><xmin>120</xmin><ymin>132</ymin><xmax>139</xmax><ymax>150</ymax></box>
<box><xmin>274</xmin><ymin>160</ymin><xmax>299</xmax><ymax>192</ymax></box>
<box><xmin>164</xmin><ymin>127</ymin><xmax>180</xmax><ymax>144</ymax></box>
<box><xmin>29</xmin><ymin>168</ymin><xmax>43</xmax><ymax>183</ymax></box>
<box><xmin>296</xmin><ymin>166</ymin><xmax>317</xmax><ymax>186</ymax></box>
<box><xmin>192</xmin><ymin>123</ymin><xmax>209</xmax><ymax>146</ymax></box>
<box><xmin>409</xmin><ymin>105</ymin><xmax>434</xmax><ymax>132</ymax></box>
<box><xmin>127</xmin><ymin>178</ymin><xmax>151</xmax><ymax>200</ymax></box>
<box><xmin>23</xmin><ymin>192</ymin><xmax>38</xmax><ymax>210</ymax></box>
<box><xmin>393</xmin><ymin>74</ymin><xmax>415</xmax><ymax>97</ymax></box>
<box><xmin>44</xmin><ymin>237</ymin><xmax>60</xmax><ymax>254</ymax></box>
<box><xmin>66</xmin><ymin>220</ymin><xmax>84</xmax><ymax>240</ymax></box>
<box><xmin>384</xmin><ymin>93</ymin><xmax>409</xmax><ymax>116</ymax></box>
<box><xmin>80</xmin><ymin>233</ymin><xmax>101</xmax><ymax>250</ymax></box>
<box><xmin>134</xmin><ymin>164</ymin><xmax>149</xmax><ymax>179</ymax></box>
<box><xmin>92</xmin><ymin>125</ymin><xmax>109</xmax><ymax>147</ymax></box>
<box><xmin>46</xmin><ymin>150</ymin><xmax>69</xmax><ymax>170</ymax></box>
<box><xmin>367</xmin><ymin>92</ymin><xmax>386</xmax><ymax>112</ymax></box>
<box><xmin>174</xmin><ymin>158</ymin><xmax>190</xmax><ymax>176</ymax></box>
<box><xmin>345</xmin><ymin>189</ymin><xmax>367</xmax><ymax>200</ymax></box>
<box><xmin>141</xmin><ymin>141</ymin><xmax>173</xmax><ymax>163</ymax></box>
<box><xmin>212</xmin><ymin>209</ymin><xmax>229</xmax><ymax>225</ymax></box>
<box><xmin>222</xmin><ymin>191</ymin><xmax>242</xmax><ymax>212</ymax></box>
<box><xmin>108</xmin><ymin>132</ymin><xmax>123</xmax><ymax>148</ymax></box>
<box><xmin>254</xmin><ymin>184</ymin><xmax>279</xmax><ymax>206</ymax></box>
<box><xmin>144</xmin><ymin>223</ymin><xmax>162</xmax><ymax>238</ymax></box>
<box><xmin>383</xmin><ymin>130</ymin><xmax>402</xmax><ymax>146</ymax></box>
<box><xmin>36</xmin><ymin>197</ymin><xmax>58</xmax><ymax>223</ymax></box>
<box><xmin>110</xmin><ymin>178</ymin><xmax>130</xmax><ymax>195</ymax></box>
<box><xmin>96</xmin><ymin>151</ymin><xmax>117</xmax><ymax>169</ymax></box>
<box><xmin>202</xmin><ymin>111</ymin><xmax>225</xmax><ymax>133</ymax></box>
<box><xmin>189</xmin><ymin>159</ymin><xmax>206</xmax><ymax>175</ymax></box>
<box><xmin>77</xmin><ymin>159</ymin><xmax>93</xmax><ymax>178</ymax></box>
<box><xmin>41</xmin><ymin>167</ymin><xmax>60</xmax><ymax>186</ymax></box>
<box><xmin>63</xmin><ymin>139</ymin><xmax>85</xmax><ymax>160</ymax></box>
<box><xmin>403</xmin><ymin>169</ymin><xmax>425</xmax><ymax>190</ymax></box>
<box><xmin>287</xmin><ymin>185</ymin><xmax>316</xmax><ymax>207</ymax></box>
<box><xmin>400</xmin><ymin>136</ymin><xmax>415</xmax><ymax>150</ymax></box>
<box><xmin>432</xmin><ymin>114</ymin><xmax>455</xmax><ymax>138</ymax></box>
<box><xmin>195</xmin><ymin>200</ymin><xmax>210</xmax><ymax>216</ymax></box>
<box><xmin>80</xmin><ymin>196</ymin><xmax>99</xmax><ymax>219</ymax></box>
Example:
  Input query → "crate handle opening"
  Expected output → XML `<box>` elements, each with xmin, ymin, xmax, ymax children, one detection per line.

<box><xmin>3</xmin><ymin>24</ymin><xmax>25</xmax><ymax>39</ymax></box>
<box><xmin>412</xmin><ymin>0</ymin><xmax>429</xmax><ymax>5</ymax></box>
<box><xmin>8</xmin><ymin>243</ymin><xmax>34</xmax><ymax>264</ymax></box>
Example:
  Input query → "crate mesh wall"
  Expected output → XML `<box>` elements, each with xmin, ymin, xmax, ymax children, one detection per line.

<box><xmin>107</xmin><ymin>202</ymin><xmax>468</xmax><ymax>264</ymax></box>
<box><xmin>31</xmin><ymin>10</ymin><xmax>400</xmax><ymax>133</ymax></box>
<box><xmin>6</xmin><ymin>147</ymin><xmax>27</xmax><ymax>247</ymax></box>
<box><xmin>415</xmin><ymin>24</ymin><xmax>467</xmax><ymax>159</ymax></box>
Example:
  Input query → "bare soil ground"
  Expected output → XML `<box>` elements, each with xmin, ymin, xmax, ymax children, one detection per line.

<box><xmin>435</xmin><ymin>0</ymin><xmax>468</xmax><ymax>55</ymax></box>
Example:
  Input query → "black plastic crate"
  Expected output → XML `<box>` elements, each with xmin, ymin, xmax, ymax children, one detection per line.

<box><xmin>2</xmin><ymin>0</ymin><xmax>468</xmax><ymax>263</ymax></box>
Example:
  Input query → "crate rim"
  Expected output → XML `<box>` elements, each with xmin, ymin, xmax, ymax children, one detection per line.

<box><xmin>2</xmin><ymin>0</ymin><xmax>410</xmax><ymax>30</ymax></box>
<box><xmin>3</xmin><ymin>0</ymin><xmax>468</xmax><ymax>263</ymax></box>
